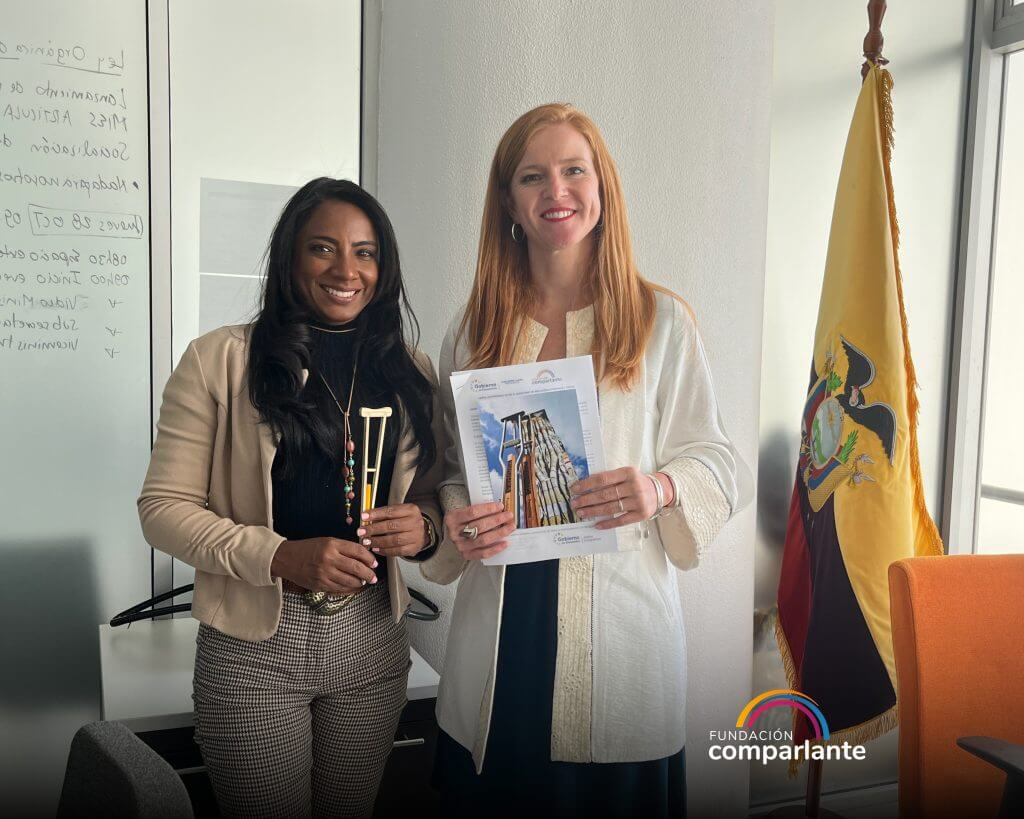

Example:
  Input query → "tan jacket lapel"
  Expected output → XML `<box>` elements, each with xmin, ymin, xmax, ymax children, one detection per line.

<box><xmin>387</xmin><ymin>417</ymin><xmax>418</xmax><ymax>506</ymax></box>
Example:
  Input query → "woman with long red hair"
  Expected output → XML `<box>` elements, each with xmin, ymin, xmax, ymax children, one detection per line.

<box><xmin>420</xmin><ymin>104</ymin><xmax>750</xmax><ymax>817</ymax></box>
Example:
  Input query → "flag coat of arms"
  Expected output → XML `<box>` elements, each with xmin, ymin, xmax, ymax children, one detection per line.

<box><xmin>776</xmin><ymin>64</ymin><xmax>943</xmax><ymax>748</ymax></box>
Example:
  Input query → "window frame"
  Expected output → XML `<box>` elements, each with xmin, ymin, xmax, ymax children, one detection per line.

<box><xmin>943</xmin><ymin>0</ymin><xmax>1024</xmax><ymax>554</ymax></box>
<box><xmin>995</xmin><ymin>0</ymin><xmax>1024</xmax><ymax>51</ymax></box>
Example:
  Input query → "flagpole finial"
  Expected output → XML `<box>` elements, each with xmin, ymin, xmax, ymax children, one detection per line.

<box><xmin>861</xmin><ymin>0</ymin><xmax>889</xmax><ymax>80</ymax></box>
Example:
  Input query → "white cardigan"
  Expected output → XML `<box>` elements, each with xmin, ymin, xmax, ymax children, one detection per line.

<box><xmin>421</xmin><ymin>292</ymin><xmax>750</xmax><ymax>773</ymax></box>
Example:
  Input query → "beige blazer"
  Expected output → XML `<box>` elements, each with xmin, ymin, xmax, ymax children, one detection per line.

<box><xmin>138</xmin><ymin>324</ymin><xmax>445</xmax><ymax>641</ymax></box>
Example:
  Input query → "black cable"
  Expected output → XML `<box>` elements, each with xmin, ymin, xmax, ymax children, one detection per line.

<box><xmin>406</xmin><ymin>587</ymin><xmax>441</xmax><ymax>622</ymax></box>
<box><xmin>110</xmin><ymin>583</ymin><xmax>441</xmax><ymax>625</ymax></box>
<box><xmin>109</xmin><ymin>584</ymin><xmax>195</xmax><ymax>627</ymax></box>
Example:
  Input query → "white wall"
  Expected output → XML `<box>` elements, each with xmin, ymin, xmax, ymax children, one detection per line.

<box><xmin>373</xmin><ymin>2</ymin><xmax>773</xmax><ymax>813</ymax></box>
<box><xmin>168</xmin><ymin>0</ymin><xmax>361</xmax><ymax>364</ymax></box>
<box><xmin>754</xmin><ymin>0</ymin><xmax>971</xmax><ymax>805</ymax></box>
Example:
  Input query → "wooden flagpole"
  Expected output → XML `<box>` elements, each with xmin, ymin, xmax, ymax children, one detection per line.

<box><xmin>862</xmin><ymin>0</ymin><xmax>888</xmax><ymax>80</ymax></box>
<box><xmin>770</xmin><ymin>4</ymin><xmax>888</xmax><ymax>818</ymax></box>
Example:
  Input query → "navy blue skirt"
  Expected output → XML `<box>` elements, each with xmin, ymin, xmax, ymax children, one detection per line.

<box><xmin>433</xmin><ymin>558</ymin><xmax>686</xmax><ymax>818</ymax></box>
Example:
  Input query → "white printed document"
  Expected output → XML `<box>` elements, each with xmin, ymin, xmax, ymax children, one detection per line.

<box><xmin>450</xmin><ymin>356</ymin><xmax>619</xmax><ymax>565</ymax></box>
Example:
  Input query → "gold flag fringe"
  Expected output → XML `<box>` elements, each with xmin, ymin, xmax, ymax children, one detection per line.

<box><xmin>774</xmin><ymin>614</ymin><xmax>800</xmax><ymax>718</ymax></box>
<box><xmin>773</xmin><ymin>615</ymin><xmax>802</xmax><ymax>778</ymax></box>
<box><xmin>875</xmin><ymin>65</ymin><xmax>944</xmax><ymax>559</ymax></box>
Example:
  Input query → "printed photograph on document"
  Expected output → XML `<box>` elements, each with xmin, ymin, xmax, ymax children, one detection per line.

<box><xmin>451</xmin><ymin>355</ymin><xmax>618</xmax><ymax>565</ymax></box>
<box><xmin>477</xmin><ymin>389</ymin><xmax>589</xmax><ymax>529</ymax></box>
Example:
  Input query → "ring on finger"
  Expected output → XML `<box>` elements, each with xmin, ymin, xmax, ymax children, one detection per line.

<box><xmin>462</xmin><ymin>525</ymin><xmax>479</xmax><ymax>540</ymax></box>
<box><xmin>617</xmin><ymin>497</ymin><xmax>625</xmax><ymax>513</ymax></box>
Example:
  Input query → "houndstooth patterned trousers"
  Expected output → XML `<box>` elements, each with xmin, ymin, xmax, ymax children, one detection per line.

<box><xmin>192</xmin><ymin>584</ymin><xmax>409</xmax><ymax>819</ymax></box>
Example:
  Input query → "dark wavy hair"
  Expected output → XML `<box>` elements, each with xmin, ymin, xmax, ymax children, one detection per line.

<box><xmin>247</xmin><ymin>177</ymin><xmax>435</xmax><ymax>472</ymax></box>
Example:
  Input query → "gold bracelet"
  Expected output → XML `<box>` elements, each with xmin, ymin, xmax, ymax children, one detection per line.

<box><xmin>420</xmin><ymin>513</ymin><xmax>439</xmax><ymax>552</ymax></box>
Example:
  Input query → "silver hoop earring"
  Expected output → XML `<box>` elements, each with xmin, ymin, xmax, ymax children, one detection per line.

<box><xmin>511</xmin><ymin>222</ymin><xmax>525</xmax><ymax>243</ymax></box>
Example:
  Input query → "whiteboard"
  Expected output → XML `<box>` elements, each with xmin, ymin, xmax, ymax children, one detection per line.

<box><xmin>0</xmin><ymin>5</ymin><xmax>152</xmax><ymax>602</ymax></box>
<box><xmin>0</xmin><ymin>0</ymin><xmax>152</xmax><ymax>811</ymax></box>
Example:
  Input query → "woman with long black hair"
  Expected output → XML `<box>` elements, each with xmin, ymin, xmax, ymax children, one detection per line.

<box><xmin>138</xmin><ymin>178</ymin><xmax>445</xmax><ymax>818</ymax></box>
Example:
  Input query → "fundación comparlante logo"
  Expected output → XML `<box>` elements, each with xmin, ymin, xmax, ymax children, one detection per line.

<box><xmin>708</xmin><ymin>689</ymin><xmax>868</xmax><ymax>764</ymax></box>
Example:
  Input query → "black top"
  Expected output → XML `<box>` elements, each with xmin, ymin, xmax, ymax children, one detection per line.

<box><xmin>271</xmin><ymin>324</ymin><xmax>398</xmax><ymax>584</ymax></box>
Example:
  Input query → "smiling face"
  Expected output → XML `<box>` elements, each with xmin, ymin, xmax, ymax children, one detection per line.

<box><xmin>292</xmin><ymin>199</ymin><xmax>379</xmax><ymax>324</ymax></box>
<box><xmin>506</xmin><ymin>122</ymin><xmax>602</xmax><ymax>253</ymax></box>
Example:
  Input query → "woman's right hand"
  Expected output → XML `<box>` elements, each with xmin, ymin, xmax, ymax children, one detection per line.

<box><xmin>443</xmin><ymin>501</ymin><xmax>515</xmax><ymax>561</ymax></box>
<box><xmin>270</xmin><ymin>537</ymin><xmax>378</xmax><ymax>594</ymax></box>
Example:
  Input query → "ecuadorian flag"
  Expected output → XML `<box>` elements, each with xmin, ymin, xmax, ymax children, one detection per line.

<box><xmin>775</xmin><ymin>64</ymin><xmax>943</xmax><ymax>751</ymax></box>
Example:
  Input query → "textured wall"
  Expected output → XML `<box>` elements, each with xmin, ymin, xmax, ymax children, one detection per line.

<box><xmin>374</xmin><ymin>1</ymin><xmax>772</xmax><ymax>813</ymax></box>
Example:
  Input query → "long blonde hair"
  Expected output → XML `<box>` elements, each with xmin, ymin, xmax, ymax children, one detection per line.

<box><xmin>459</xmin><ymin>103</ymin><xmax>663</xmax><ymax>390</ymax></box>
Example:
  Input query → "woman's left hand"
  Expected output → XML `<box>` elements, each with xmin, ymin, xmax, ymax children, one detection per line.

<box><xmin>571</xmin><ymin>467</ymin><xmax>658</xmax><ymax>529</ymax></box>
<box><xmin>357</xmin><ymin>503</ymin><xmax>429</xmax><ymax>557</ymax></box>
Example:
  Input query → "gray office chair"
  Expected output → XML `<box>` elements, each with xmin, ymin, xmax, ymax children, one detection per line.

<box><xmin>957</xmin><ymin>737</ymin><xmax>1024</xmax><ymax>819</ymax></box>
<box><xmin>56</xmin><ymin>721</ymin><xmax>194</xmax><ymax>819</ymax></box>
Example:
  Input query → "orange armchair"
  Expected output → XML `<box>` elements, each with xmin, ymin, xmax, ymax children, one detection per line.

<box><xmin>889</xmin><ymin>555</ymin><xmax>1024</xmax><ymax>818</ymax></box>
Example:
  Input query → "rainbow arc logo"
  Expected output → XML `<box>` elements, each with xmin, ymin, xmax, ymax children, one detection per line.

<box><xmin>708</xmin><ymin>689</ymin><xmax>864</xmax><ymax>765</ymax></box>
<box><xmin>736</xmin><ymin>689</ymin><xmax>830</xmax><ymax>741</ymax></box>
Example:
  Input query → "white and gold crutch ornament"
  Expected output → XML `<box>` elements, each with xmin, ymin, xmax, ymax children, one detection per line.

<box><xmin>360</xmin><ymin>406</ymin><xmax>393</xmax><ymax>512</ymax></box>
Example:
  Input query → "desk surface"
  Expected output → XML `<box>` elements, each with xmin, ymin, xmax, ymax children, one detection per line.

<box><xmin>99</xmin><ymin>616</ymin><xmax>440</xmax><ymax>733</ymax></box>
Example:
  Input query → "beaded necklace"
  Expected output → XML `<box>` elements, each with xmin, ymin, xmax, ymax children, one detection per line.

<box><xmin>317</xmin><ymin>369</ymin><xmax>359</xmax><ymax>525</ymax></box>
